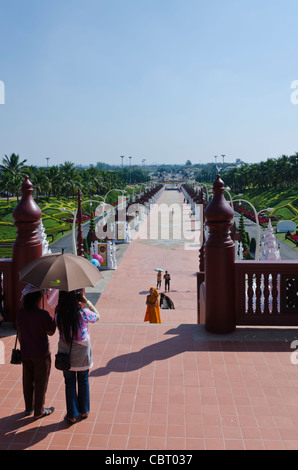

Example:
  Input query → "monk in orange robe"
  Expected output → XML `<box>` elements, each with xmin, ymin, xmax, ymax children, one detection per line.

<box><xmin>144</xmin><ymin>287</ymin><xmax>162</xmax><ymax>323</ymax></box>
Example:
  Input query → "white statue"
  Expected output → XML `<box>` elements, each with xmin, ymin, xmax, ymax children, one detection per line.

<box><xmin>38</xmin><ymin>219</ymin><xmax>51</xmax><ymax>255</ymax></box>
<box><xmin>259</xmin><ymin>220</ymin><xmax>281</xmax><ymax>260</ymax></box>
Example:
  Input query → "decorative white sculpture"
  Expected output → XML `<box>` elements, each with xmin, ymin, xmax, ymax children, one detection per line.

<box><xmin>259</xmin><ymin>219</ymin><xmax>281</xmax><ymax>260</ymax></box>
<box><xmin>38</xmin><ymin>219</ymin><xmax>51</xmax><ymax>255</ymax></box>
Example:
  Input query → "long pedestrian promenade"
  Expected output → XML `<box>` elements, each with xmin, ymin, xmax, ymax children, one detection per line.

<box><xmin>1</xmin><ymin>190</ymin><xmax>298</xmax><ymax>450</ymax></box>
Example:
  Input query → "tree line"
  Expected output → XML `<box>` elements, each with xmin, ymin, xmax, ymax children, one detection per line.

<box><xmin>0</xmin><ymin>154</ymin><xmax>150</xmax><ymax>201</ymax></box>
<box><xmin>223</xmin><ymin>154</ymin><xmax>298</xmax><ymax>191</ymax></box>
<box><xmin>193</xmin><ymin>154</ymin><xmax>298</xmax><ymax>189</ymax></box>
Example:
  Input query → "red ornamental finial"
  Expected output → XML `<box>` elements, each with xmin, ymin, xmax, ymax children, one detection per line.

<box><xmin>204</xmin><ymin>174</ymin><xmax>234</xmax><ymax>224</ymax></box>
<box><xmin>13</xmin><ymin>175</ymin><xmax>42</xmax><ymax>223</ymax></box>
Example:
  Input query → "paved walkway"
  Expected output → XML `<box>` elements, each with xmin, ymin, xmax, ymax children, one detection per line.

<box><xmin>1</xmin><ymin>190</ymin><xmax>298</xmax><ymax>450</ymax></box>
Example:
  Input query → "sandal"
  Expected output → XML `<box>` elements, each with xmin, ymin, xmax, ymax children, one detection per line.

<box><xmin>64</xmin><ymin>415</ymin><xmax>76</xmax><ymax>425</ymax></box>
<box><xmin>81</xmin><ymin>413</ymin><xmax>89</xmax><ymax>419</ymax></box>
<box><xmin>34</xmin><ymin>407</ymin><xmax>55</xmax><ymax>419</ymax></box>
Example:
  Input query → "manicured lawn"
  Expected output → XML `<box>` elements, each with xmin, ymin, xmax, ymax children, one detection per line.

<box><xmin>233</xmin><ymin>186</ymin><xmax>298</xmax><ymax>230</ymax></box>
<box><xmin>275</xmin><ymin>232</ymin><xmax>298</xmax><ymax>252</ymax></box>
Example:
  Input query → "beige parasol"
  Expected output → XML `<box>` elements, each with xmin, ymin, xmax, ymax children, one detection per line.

<box><xmin>19</xmin><ymin>252</ymin><xmax>103</xmax><ymax>292</ymax></box>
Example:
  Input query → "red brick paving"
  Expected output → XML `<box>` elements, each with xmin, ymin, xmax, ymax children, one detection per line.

<box><xmin>1</xmin><ymin>190</ymin><xmax>298</xmax><ymax>450</ymax></box>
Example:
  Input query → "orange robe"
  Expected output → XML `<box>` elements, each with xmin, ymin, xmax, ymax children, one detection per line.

<box><xmin>144</xmin><ymin>288</ymin><xmax>162</xmax><ymax>324</ymax></box>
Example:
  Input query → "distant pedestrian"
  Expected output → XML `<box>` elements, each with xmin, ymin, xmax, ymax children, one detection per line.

<box><xmin>164</xmin><ymin>271</ymin><xmax>171</xmax><ymax>292</ymax></box>
<box><xmin>156</xmin><ymin>271</ymin><xmax>162</xmax><ymax>289</ymax></box>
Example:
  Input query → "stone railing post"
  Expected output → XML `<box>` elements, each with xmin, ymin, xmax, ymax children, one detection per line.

<box><xmin>11</xmin><ymin>176</ymin><xmax>42</xmax><ymax>323</ymax></box>
<box><xmin>204</xmin><ymin>175</ymin><xmax>235</xmax><ymax>334</ymax></box>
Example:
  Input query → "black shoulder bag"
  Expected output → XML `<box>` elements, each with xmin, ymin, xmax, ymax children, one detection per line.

<box><xmin>55</xmin><ymin>338</ymin><xmax>73</xmax><ymax>371</ymax></box>
<box><xmin>11</xmin><ymin>333</ymin><xmax>22</xmax><ymax>365</ymax></box>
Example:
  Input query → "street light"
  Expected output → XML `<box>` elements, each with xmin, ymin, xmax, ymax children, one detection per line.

<box><xmin>61</xmin><ymin>196</ymin><xmax>107</xmax><ymax>255</ymax></box>
<box><xmin>224</xmin><ymin>190</ymin><xmax>243</xmax><ymax>209</ymax></box>
<box><xmin>129</xmin><ymin>156</ymin><xmax>132</xmax><ymax>183</ymax></box>
<box><xmin>232</xmin><ymin>200</ymin><xmax>273</xmax><ymax>260</ymax></box>
<box><xmin>128</xmin><ymin>183</ymin><xmax>143</xmax><ymax>201</ymax></box>
<box><xmin>199</xmin><ymin>183</ymin><xmax>213</xmax><ymax>202</ymax></box>
<box><xmin>258</xmin><ymin>208</ymin><xmax>273</xmax><ymax>216</ymax></box>
<box><xmin>60</xmin><ymin>208</ymin><xmax>78</xmax><ymax>256</ymax></box>
<box><xmin>104</xmin><ymin>188</ymin><xmax>127</xmax><ymax>207</ymax></box>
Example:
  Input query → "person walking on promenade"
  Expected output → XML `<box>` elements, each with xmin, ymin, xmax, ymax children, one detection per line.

<box><xmin>17</xmin><ymin>287</ymin><xmax>56</xmax><ymax>419</ymax></box>
<box><xmin>55</xmin><ymin>290</ymin><xmax>99</xmax><ymax>424</ymax></box>
<box><xmin>156</xmin><ymin>270</ymin><xmax>162</xmax><ymax>289</ymax></box>
<box><xmin>144</xmin><ymin>287</ymin><xmax>162</xmax><ymax>323</ymax></box>
<box><xmin>164</xmin><ymin>271</ymin><xmax>171</xmax><ymax>292</ymax></box>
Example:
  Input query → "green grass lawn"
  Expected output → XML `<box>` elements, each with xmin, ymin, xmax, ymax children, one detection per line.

<box><xmin>0</xmin><ymin>197</ymin><xmax>78</xmax><ymax>258</ymax></box>
<box><xmin>233</xmin><ymin>186</ymin><xmax>298</xmax><ymax>228</ymax></box>
<box><xmin>275</xmin><ymin>232</ymin><xmax>298</xmax><ymax>253</ymax></box>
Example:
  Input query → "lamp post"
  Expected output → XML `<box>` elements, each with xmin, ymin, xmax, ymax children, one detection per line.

<box><xmin>199</xmin><ymin>183</ymin><xmax>212</xmax><ymax>202</ymax></box>
<box><xmin>231</xmin><ymin>199</ymin><xmax>273</xmax><ymax>260</ymax></box>
<box><xmin>104</xmin><ymin>188</ymin><xmax>127</xmax><ymax>208</ymax></box>
<box><xmin>61</xmin><ymin>208</ymin><xmax>78</xmax><ymax>255</ymax></box>
<box><xmin>224</xmin><ymin>189</ymin><xmax>243</xmax><ymax>210</ymax></box>
<box><xmin>129</xmin><ymin>156</ymin><xmax>132</xmax><ymax>183</ymax></box>
<box><xmin>61</xmin><ymin>196</ymin><xmax>107</xmax><ymax>255</ymax></box>
<box><xmin>130</xmin><ymin>183</ymin><xmax>142</xmax><ymax>201</ymax></box>
<box><xmin>257</xmin><ymin>208</ymin><xmax>273</xmax><ymax>217</ymax></box>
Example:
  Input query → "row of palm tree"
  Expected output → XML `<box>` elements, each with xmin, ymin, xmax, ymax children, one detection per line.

<box><xmin>0</xmin><ymin>154</ymin><xmax>149</xmax><ymax>201</ymax></box>
<box><xmin>223</xmin><ymin>154</ymin><xmax>298</xmax><ymax>191</ymax></box>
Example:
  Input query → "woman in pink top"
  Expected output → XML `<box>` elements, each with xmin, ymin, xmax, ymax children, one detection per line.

<box><xmin>55</xmin><ymin>290</ymin><xmax>99</xmax><ymax>424</ymax></box>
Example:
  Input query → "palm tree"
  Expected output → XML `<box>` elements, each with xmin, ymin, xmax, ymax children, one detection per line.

<box><xmin>0</xmin><ymin>153</ymin><xmax>28</xmax><ymax>200</ymax></box>
<box><xmin>44</xmin><ymin>166</ymin><xmax>62</xmax><ymax>198</ymax></box>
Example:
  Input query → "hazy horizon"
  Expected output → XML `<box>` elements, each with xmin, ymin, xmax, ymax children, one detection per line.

<box><xmin>1</xmin><ymin>0</ymin><xmax>298</xmax><ymax>168</ymax></box>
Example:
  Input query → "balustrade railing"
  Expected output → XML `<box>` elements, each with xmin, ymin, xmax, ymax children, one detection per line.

<box><xmin>235</xmin><ymin>260</ymin><xmax>298</xmax><ymax>326</ymax></box>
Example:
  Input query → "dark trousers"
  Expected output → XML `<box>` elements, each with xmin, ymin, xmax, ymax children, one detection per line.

<box><xmin>165</xmin><ymin>280</ymin><xmax>170</xmax><ymax>291</ymax></box>
<box><xmin>22</xmin><ymin>355</ymin><xmax>51</xmax><ymax>417</ymax></box>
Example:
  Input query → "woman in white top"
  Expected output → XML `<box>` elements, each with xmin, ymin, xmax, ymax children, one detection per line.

<box><xmin>55</xmin><ymin>290</ymin><xmax>99</xmax><ymax>424</ymax></box>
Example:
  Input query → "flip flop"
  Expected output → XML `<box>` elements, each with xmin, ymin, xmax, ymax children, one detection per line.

<box><xmin>34</xmin><ymin>407</ymin><xmax>55</xmax><ymax>419</ymax></box>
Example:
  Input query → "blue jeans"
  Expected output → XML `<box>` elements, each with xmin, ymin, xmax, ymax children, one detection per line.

<box><xmin>63</xmin><ymin>370</ymin><xmax>90</xmax><ymax>419</ymax></box>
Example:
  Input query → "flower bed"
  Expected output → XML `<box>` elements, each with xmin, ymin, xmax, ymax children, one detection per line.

<box><xmin>288</xmin><ymin>234</ymin><xmax>298</xmax><ymax>246</ymax></box>
<box><xmin>234</xmin><ymin>205</ymin><xmax>269</xmax><ymax>226</ymax></box>
<box><xmin>65</xmin><ymin>214</ymin><xmax>91</xmax><ymax>223</ymax></box>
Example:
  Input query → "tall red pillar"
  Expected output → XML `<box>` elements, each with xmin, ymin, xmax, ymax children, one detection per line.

<box><xmin>204</xmin><ymin>175</ymin><xmax>235</xmax><ymax>334</ymax></box>
<box><xmin>77</xmin><ymin>189</ymin><xmax>84</xmax><ymax>257</ymax></box>
<box><xmin>11</xmin><ymin>176</ymin><xmax>42</xmax><ymax>323</ymax></box>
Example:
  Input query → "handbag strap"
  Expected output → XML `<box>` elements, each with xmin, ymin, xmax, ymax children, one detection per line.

<box><xmin>14</xmin><ymin>331</ymin><xmax>19</xmax><ymax>349</ymax></box>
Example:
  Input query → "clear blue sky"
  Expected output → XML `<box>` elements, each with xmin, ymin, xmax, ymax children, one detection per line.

<box><xmin>0</xmin><ymin>0</ymin><xmax>298</xmax><ymax>167</ymax></box>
